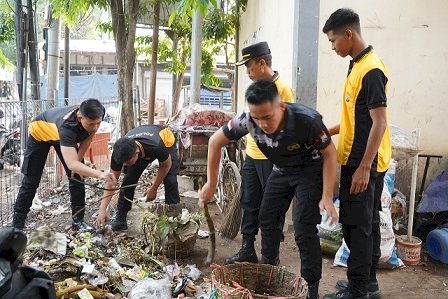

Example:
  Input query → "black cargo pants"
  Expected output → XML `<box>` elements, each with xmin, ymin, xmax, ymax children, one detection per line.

<box><xmin>259</xmin><ymin>164</ymin><xmax>323</xmax><ymax>284</ymax></box>
<box><xmin>339</xmin><ymin>165</ymin><xmax>385</xmax><ymax>297</ymax></box>
<box><xmin>116</xmin><ymin>148</ymin><xmax>180</xmax><ymax>214</ymax></box>
<box><xmin>14</xmin><ymin>135</ymin><xmax>85</xmax><ymax>214</ymax></box>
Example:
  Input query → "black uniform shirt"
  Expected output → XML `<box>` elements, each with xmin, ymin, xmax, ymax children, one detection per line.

<box><xmin>111</xmin><ymin>125</ymin><xmax>176</xmax><ymax>171</ymax></box>
<box><xmin>29</xmin><ymin>106</ymin><xmax>90</xmax><ymax>147</ymax></box>
<box><xmin>223</xmin><ymin>103</ymin><xmax>331</xmax><ymax>169</ymax></box>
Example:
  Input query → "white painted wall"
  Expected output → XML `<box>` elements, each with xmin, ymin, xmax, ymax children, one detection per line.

<box><xmin>318</xmin><ymin>0</ymin><xmax>448</xmax><ymax>155</ymax></box>
<box><xmin>236</xmin><ymin>0</ymin><xmax>295</xmax><ymax>111</ymax></box>
<box><xmin>237</xmin><ymin>0</ymin><xmax>448</xmax><ymax>195</ymax></box>
<box><xmin>318</xmin><ymin>0</ymin><xmax>448</xmax><ymax>195</ymax></box>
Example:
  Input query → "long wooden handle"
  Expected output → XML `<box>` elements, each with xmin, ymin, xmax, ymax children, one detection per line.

<box><xmin>203</xmin><ymin>203</ymin><xmax>216</xmax><ymax>265</ymax></box>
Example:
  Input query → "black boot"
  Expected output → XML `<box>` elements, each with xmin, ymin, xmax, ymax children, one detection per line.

<box><xmin>12</xmin><ymin>212</ymin><xmax>28</xmax><ymax>230</ymax></box>
<box><xmin>259</xmin><ymin>255</ymin><xmax>280</xmax><ymax>266</ymax></box>
<box><xmin>111</xmin><ymin>209</ymin><xmax>128</xmax><ymax>232</ymax></box>
<box><xmin>335</xmin><ymin>280</ymin><xmax>381</xmax><ymax>299</ymax></box>
<box><xmin>323</xmin><ymin>291</ymin><xmax>368</xmax><ymax>299</ymax></box>
<box><xmin>72</xmin><ymin>206</ymin><xmax>94</xmax><ymax>232</ymax></box>
<box><xmin>307</xmin><ymin>281</ymin><xmax>319</xmax><ymax>299</ymax></box>
<box><xmin>224</xmin><ymin>235</ymin><xmax>258</xmax><ymax>264</ymax></box>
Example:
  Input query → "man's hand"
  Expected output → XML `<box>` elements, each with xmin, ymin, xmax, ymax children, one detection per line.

<box><xmin>94</xmin><ymin>208</ymin><xmax>109</xmax><ymax>229</ymax></box>
<box><xmin>198</xmin><ymin>181</ymin><xmax>216</xmax><ymax>208</ymax></box>
<box><xmin>350</xmin><ymin>165</ymin><xmax>370</xmax><ymax>194</ymax></box>
<box><xmin>319</xmin><ymin>198</ymin><xmax>339</xmax><ymax>225</ymax></box>
<box><xmin>145</xmin><ymin>186</ymin><xmax>157</xmax><ymax>202</ymax></box>
<box><xmin>99</xmin><ymin>172</ymin><xmax>117</xmax><ymax>186</ymax></box>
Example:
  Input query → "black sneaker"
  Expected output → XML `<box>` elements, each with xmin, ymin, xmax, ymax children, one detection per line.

<box><xmin>72</xmin><ymin>220</ymin><xmax>94</xmax><ymax>232</ymax></box>
<box><xmin>111</xmin><ymin>221</ymin><xmax>128</xmax><ymax>232</ymax></box>
<box><xmin>224</xmin><ymin>249</ymin><xmax>258</xmax><ymax>265</ymax></box>
<box><xmin>323</xmin><ymin>290</ymin><xmax>368</xmax><ymax>299</ymax></box>
<box><xmin>336</xmin><ymin>280</ymin><xmax>381</xmax><ymax>299</ymax></box>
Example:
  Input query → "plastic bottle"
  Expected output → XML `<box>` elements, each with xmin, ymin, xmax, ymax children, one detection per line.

<box><xmin>426</xmin><ymin>228</ymin><xmax>448</xmax><ymax>264</ymax></box>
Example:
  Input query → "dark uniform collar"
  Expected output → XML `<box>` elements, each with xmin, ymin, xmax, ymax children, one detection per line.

<box><xmin>283</xmin><ymin>104</ymin><xmax>295</xmax><ymax>135</ymax></box>
<box><xmin>348</xmin><ymin>45</ymin><xmax>373</xmax><ymax>75</ymax></box>
<box><xmin>352</xmin><ymin>45</ymin><xmax>373</xmax><ymax>62</ymax></box>
<box><xmin>271</xmin><ymin>71</ymin><xmax>280</xmax><ymax>82</ymax></box>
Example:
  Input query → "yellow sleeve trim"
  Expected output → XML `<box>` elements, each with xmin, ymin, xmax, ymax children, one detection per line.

<box><xmin>159</xmin><ymin>128</ymin><xmax>175</xmax><ymax>148</ymax></box>
<box><xmin>29</xmin><ymin>121</ymin><xmax>59</xmax><ymax>142</ymax></box>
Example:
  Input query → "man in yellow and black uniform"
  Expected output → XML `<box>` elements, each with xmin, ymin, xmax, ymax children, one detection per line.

<box><xmin>323</xmin><ymin>9</ymin><xmax>391</xmax><ymax>299</ymax></box>
<box><xmin>224</xmin><ymin>41</ymin><xmax>295</xmax><ymax>265</ymax></box>
<box><xmin>94</xmin><ymin>125</ymin><xmax>180</xmax><ymax>231</ymax></box>
<box><xmin>13</xmin><ymin>99</ymin><xmax>116</xmax><ymax>231</ymax></box>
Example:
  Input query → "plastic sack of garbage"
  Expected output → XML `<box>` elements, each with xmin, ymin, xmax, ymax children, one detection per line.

<box><xmin>334</xmin><ymin>160</ymin><xmax>404</xmax><ymax>268</ymax></box>
<box><xmin>128</xmin><ymin>277</ymin><xmax>171</xmax><ymax>299</ymax></box>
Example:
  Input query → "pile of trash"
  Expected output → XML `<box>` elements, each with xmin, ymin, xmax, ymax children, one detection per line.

<box><xmin>22</xmin><ymin>225</ymin><xmax>211</xmax><ymax>298</ymax></box>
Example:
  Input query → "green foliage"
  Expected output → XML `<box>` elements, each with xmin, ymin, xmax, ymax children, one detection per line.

<box><xmin>0</xmin><ymin>10</ymin><xmax>14</xmax><ymax>44</ymax></box>
<box><xmin>203</xmin><ymin>7</ymin><xmax>235</xmax><ymax>42</ymax></box>
<box><xmin>97</xmin><ymin>21</ymin><xmax>114</xmax><ymax>34</ymax></box>
<box><xmin>51</xmin><ymin>0</ymin><xmax>94</xmax><ymax>26</ymax></box>
<box><xmin>201</xmin><ymin>42</ymin><xmax>221</xmax><ymax>86</ymax></box>
<box><xmin>140</xmin><ymin>210</ymin><xmax>203</xmax><ymax>256</ymax></box>
<box><xmin>0</xmin><ymin>0</ymin><xmax>15</xmax><ymax>68</ymax></box>
<box><xmin>0</xmin><ymin>50</ymin><xmax>14</xmax><ymax>70</ymax></box>
<box><xmin>169</xmin><ymin>0</ymin><xmax>217</xmax><ymax>26</ymax></box>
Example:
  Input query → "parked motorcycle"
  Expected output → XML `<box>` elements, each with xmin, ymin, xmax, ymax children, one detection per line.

<box><xmin>0</xmin><ymin>124</ymin><xmax>21</xmax><ymax>170</ymax></box>
<box><xmin>0</xmin><ymin>227</ymin><xmax>56</xmax><ymax>298</ymax></box>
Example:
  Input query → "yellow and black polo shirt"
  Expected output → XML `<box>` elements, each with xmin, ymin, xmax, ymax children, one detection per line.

<box><xmin>111</xmin><ymin>125</ymin><xmax>176</xmax><ymax>171</ymax></box>
<box><xmin>246</xmin><ymin>71</ymin><xmax>295</xmax><ymax>160</ymax></box>
<box><xmin>338</xmin><ymin>46</ymin><xmax>392</xmax><ymax>172</ymax></box>
<box><xmin>29</xmin><ymin>106</ymin><xmax>90</xmax><ymax>147</ymax></box>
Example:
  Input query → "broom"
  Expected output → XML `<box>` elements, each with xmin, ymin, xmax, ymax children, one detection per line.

<box><xmin>219</xmin><ymin>186</ymin><xmax>243</xmax><ymax>239</ymax></box>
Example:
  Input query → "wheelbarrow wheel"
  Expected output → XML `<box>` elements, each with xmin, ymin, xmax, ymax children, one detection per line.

<box><xmin>218</xmin><ymin>161</ymin><xmax>241</xmax><ymax>214</ymax></box>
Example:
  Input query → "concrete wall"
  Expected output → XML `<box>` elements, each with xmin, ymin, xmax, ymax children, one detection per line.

<box><xmin>318</xmin><ymin>0</ymin><xmax>448</xmax><ymax>197</ymax></box>
<box><xmin>237</xmin><ymin>0</ymin><xmax>448</xmax><ymax>198</ymax></box>
<box><xmin>236</xmin><ymin>0</ymin><xmax>295</xmax><ymax>110</ymax></box>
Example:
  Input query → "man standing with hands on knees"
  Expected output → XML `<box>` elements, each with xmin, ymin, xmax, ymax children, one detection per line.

<box><xmin>199</xmin><ymin>79</ymin><xmax>338</xmax><ymax>299</ymax></box>
<box><xmin>225</xmin><ymin>41</ymin><xmax>294</xmax><ymax>265</ymax></box>
<box><xmin>322</xmin><ymin>8</ymin><xmax>391</xmax><ymax>299</ymax></box>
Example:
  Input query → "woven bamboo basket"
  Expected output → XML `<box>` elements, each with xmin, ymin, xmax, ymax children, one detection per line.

<box><xmin>211</xmin><ymin>263</ymin><xmax>308</xmax><ymax>299</ymax></box>
<box><xmin>142</xmin><ymin>202</ymin><xmax>199</xmax><ymax>258</ymax></box>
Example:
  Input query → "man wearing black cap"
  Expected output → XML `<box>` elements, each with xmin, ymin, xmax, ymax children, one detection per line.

<box><xmin>94</xmin><ymin>124</ymin><xmax>180</xmax><ymax>231</ymax></box>
<box><xmin>224</xmin><ymin>41</ymin><xmax>295</xmax><ymax>265</ymax></box>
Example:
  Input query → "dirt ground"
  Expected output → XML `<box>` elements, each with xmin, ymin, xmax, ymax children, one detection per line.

<box><xmin>28</xmin><ymin>194</ymin><xmax>448</xmax><ymax>299</ymax></box>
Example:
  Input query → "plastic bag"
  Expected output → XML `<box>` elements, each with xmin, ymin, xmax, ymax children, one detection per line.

<box><xmin>128</xmin><ymin>277</ymin><xmax>171</xmax><ymax>299</ymax></box>
<box><xmin>317</xmin><ymin>198</ymin><xmax>343</xmax><ymax>255</ymax></box>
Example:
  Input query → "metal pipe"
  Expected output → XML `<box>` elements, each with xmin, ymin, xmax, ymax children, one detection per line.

<box><xmin>407</xmin><ymin>128</ymin><xmax>421</xmax><ymax>241</ymax></box>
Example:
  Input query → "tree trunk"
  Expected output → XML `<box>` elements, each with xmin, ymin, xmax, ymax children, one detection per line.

<box><xmin>110</xmin><ymin>0</ymin><xmax>139</xmax><ymax>135</ymax></box>
<box><xmin>171</xmin><ymin>71</ymin><xmax>184</xmax><ymax>116</ymax></box>
<box><xmin>14</xmin><ymin>0</ymin><xmax>23</xmax><ymax>101</ymax></box>
<box><xmin>27</xmin><ymin>0</ymin><xmax>40</xmax><ymax>101</ymax></box>
<box><xmin>148</xmin><ymin>0</ymin><xmax>160</xmax><ymax>125</ymax></box>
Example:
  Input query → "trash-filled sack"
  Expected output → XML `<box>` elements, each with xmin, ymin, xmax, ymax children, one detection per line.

<box><xmin>334</xmin><ymin>160</ymin><xmax>405</xmax><ymax>268</ymax></box>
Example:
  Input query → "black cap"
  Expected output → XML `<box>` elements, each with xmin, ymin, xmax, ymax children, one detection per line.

<box><xmin>236</xmin><ymin>41</ymin><xmax>271</xmax><ymax>66</ymax></box>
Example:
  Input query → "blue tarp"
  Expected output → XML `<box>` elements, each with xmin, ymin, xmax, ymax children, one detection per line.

<box><xmin>40</xmin><ymin>74</ymin><xmax>118</xmax><ymax>103</ymax></box>
<box><xmin>417</xmin><ymin>168</ymin><xmax>448</xmax><ymax>213</ymax></box>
